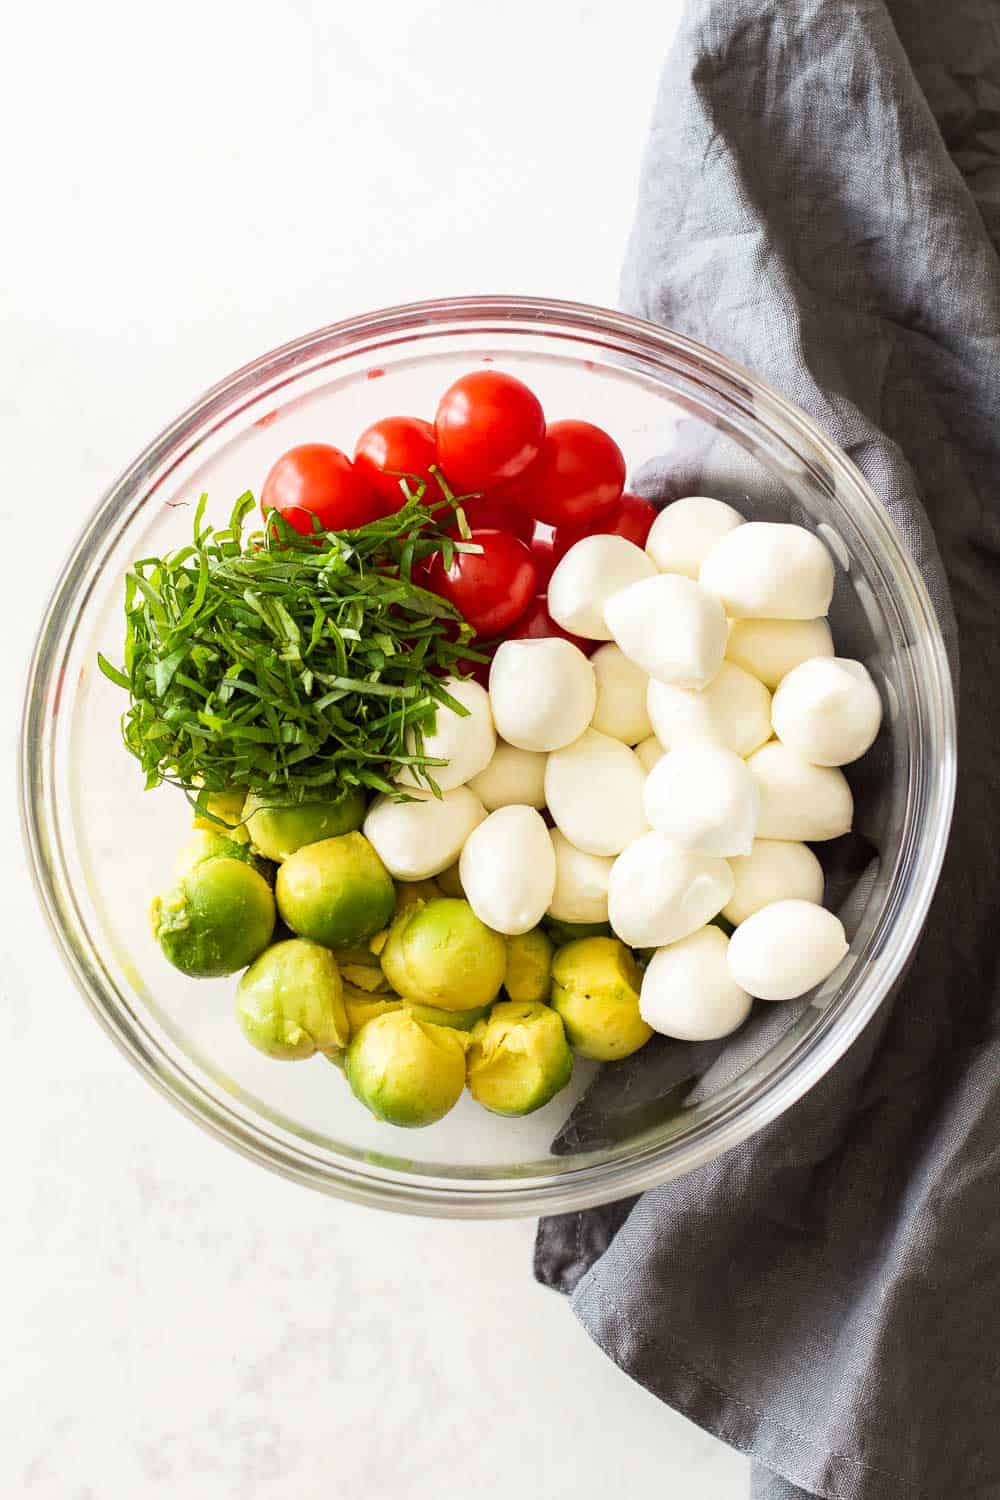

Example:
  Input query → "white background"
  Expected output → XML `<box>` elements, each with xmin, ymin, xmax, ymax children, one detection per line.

<box><xmin>2</xmin><ymin>3</ymin><xmax>749</xmax><ymax>1495</ymax></box>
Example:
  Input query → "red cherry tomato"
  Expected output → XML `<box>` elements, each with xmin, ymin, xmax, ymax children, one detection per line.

<box><xmin>424</xmin><ymin>529</ymin><xmax>537</xmax><ymax>637</ymax></box>
<box><xmin>604</xmin><ymin>493</ymin><xmax>657</xmax><ymax>547</ymax></box>
<box><xmin>450</xmin><ymin>495</ymin><xmax>533</xmax><ymax>542</ymax></box>
<box><xmin>260</xmin><ymin>444</ymin><xmax>380</xmax><ymax>534</ymax></box>
<box><xmin>529</xmin><ymin>528</ymin><xmax>558</xmax><ymax>590</ymax></box>
<box><xmin>552</xmin><ymin>493</ymin><xmax>658</xmax><ymax>561</ymax></box>
<box><xmin>435</xmin><ymin>371</ymin><xmax>545</xmax><ymax>493</ymax></box>
<box><xmin>353</xmin><ymin>416</ymin><xmax>438</xmax><ymax>513</ymax></box>
<box><xmin>507</xmin><ymin>596</ymin><xmax>595</xmax><ymax>655</ymax></box>
<box><xmin>508</xmin><ymin>420</ymin><xmax>625</xmax><ymax>528</ymax></box>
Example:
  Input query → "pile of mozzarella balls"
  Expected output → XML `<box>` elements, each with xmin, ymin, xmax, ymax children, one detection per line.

<box><xmin>363</xmin><ymin>498</ymin><xmax>882</xmax><ymax>1044</ymax></box>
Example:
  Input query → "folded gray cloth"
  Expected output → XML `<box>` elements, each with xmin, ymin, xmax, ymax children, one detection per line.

<box><xmin>535</xmin><ymin>3</ymin><xmax>1000</xmax><ymax>1496</ymax></box>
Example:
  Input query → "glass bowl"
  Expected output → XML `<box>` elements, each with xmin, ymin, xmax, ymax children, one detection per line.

<box><xmin>19</xmin><ymin>296</ymin><xmax>955</xmax><ymax>1218</ymax></box>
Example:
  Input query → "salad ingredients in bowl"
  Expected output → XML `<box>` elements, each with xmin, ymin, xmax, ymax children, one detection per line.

<box><xmin>22</xmin><ymin>297</ymin><xmax>954</xmax><ymax>1216</ymax></box>
<box><xmin>100</xmin><ymin>364</ymin><xmax>883</xmax><ymax>1135</ymax></box>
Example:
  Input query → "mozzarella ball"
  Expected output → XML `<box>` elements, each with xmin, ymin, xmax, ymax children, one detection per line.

<box><xmin>590</xmin><ymin>643</ymin><xmax>653</xmax><ymax>744</ymax></box>
<box><xmin>608</xmin><ymin>832</ymin><xmax>734</xmax><ymax>948</ymax></box>
<box><xmin>723</xmin><ymin>839</ymin><xmax>824</xmax><ymax>925</ymax></box>
<box><xmin>459</xmin><ymin>806</ymin><xmax>556</xmax><ymax>936</ymax></box>
<box><xmin>771</xmin><ymin>657</ymin><xmax>883</xmax><ymax>766</ymax></box>
<box><xmin>726</xmin><ymin>616</ymin><xmax>834</xmax><ymax>690</ymax></box>
<box><xmin>647</xmin><ymin>661</ymin><xmax>772</xmax><ymax>758</ymax></box>
<box><xmin>548</xmin><ymin>534</ymin><xmax>656</xmax><ymax>640</ymax></box>
<box><xmin>644</xmin><ymin>746</ymin><xmax>759</xmax><ymax>857</ymax></box>
<box><xmin>645</xmin><ymin>495</ymin><xmax>744</xmax><ymax>578</ymax></box>
<box><xmin>699</xmin><ymin>522</ymin><xmax>835</xmax><ymax>619</ymax></box>
<box><xmin>727</xmin><ymin>899</ymin><xmax>849</xmax><ymax>1000</ymax></box>
<box><xmin>364</xmin><ymin>786</ymin><xmax>487</xmax><ymax>880</ymax></box>
<box><xmin>396</xmin><ymin>676</ymin><xmax>495</xmax><ymax>790</ymax></box>
<box><xmin>604</xmin><ymin>573</ymin><xmax>728</xmax><ymax>689</ymax></box>
<box><xmin>640</xmin><ymin>927</ymin><xmax>752</xmax><ymax>1040</ymax></box>
<box><xmin>488</xmin><ymin>638</ymin><xmax>597</xmax><ymax>752</ymax></box>
<box><xmin>545</xmin><ymin>729</ymin><xmax>647</xmax><ymax>857</ymax></box>
<box><xmin>547</xmin><ymin>828</ymin><xmax>615</xmax><ymax>924</ymax></box>
<box><xmin>467</xmin><ymin>742</ymin><xmax>547</xmax><ymax>811</ymax></box>
<box><xmin>747</xmin><ymin>741</ymin><xmax>853</xmax><ymax>841</ymax></box>
<box><xmin>634</xmin><ymin>736</ymin><xmax>665</xmax><ymax>774</ymax></box>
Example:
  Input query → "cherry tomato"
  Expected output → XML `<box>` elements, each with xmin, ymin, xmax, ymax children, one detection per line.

<box><xmin>449</xmin><ymin>494</ymin><xmax>533</xmax><ymax>542</ymax></box>
<box><xmin>353</xmin><ymin>416</ymin><xmax>438</xmax><ymax>513</ymax></box>
<box><xmin>424</xmin><ymin>529</ymin><xmax>537</xmax><ymax>638</ymax></box>
<box><xmin>604</xmin><ymin>493</ymin><xmax>657</xmax><ymax>547</ymax></box>
<box><xmin>260</xmin><ymin>443</ymin><xmax>379</xmax><ymax>534</ymax></box>
<box><xmin>529</xmin><ymin>527</ymin><xmax>558</xmax><ymax>590</ymax></box>
<box><xmin>507</xmin><ymin>596</ymin><xmax>595</xmax><ymax>655</ymax></box>
<box><xmin>508</xmin><ymin>419</ymin><xmax>625</xmax><ymax>528</ymax></box>
<box><xmin>435</xmin><ymin>371</ymin><xmax>545</xmax><ymax>493</ymax></box>
<box><xmin>552</xmin><ymin>493</ymin><xmax>658</xmax><ymax>560</ymax></box>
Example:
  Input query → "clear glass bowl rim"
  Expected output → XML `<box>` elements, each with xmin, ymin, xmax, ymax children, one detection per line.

<box><xmin>19</xmin><ymin>295</ymin><xmax>957</xmax><ymax>1218</ymax></box>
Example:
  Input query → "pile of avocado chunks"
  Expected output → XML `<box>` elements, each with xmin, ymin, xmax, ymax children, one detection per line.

<box><xmin>149</xmin><ymin>789</ymin><xmax>653</xmax><ymax>1129</ymax></box>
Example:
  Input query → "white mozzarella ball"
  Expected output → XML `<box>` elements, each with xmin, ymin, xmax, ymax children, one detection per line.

<box><xmin>771</xmin><ymin>657</ymin><xmax>883</xmax><ymax>766</ymax></box>
<box><xmin>459</xmin><ymin>806</ymin><xmax>556</xmax><ymax>935</ymax></box>
<box><xmin>545</xmin><ymin>729</ymin><xmax>647</xmax><ymax>857</ymax></box>
<box><xmin>608</xmin><ymin>832</ymin><xmax>734</xmax><ymax>948</ymax></box>
<box><xmin>747</xmin><ymin>742</ymin><xmax>853</xmax><ymax>840</ymax></box>
<box><xmin>548</xmin><ymin>534</ymin><xmax>657</xmax><ymax>640</ymax></box>
<box><xmin>547</xmin><ymin>829</ymin><xmax>615</xmax><ymax>924</ymax></box>
<box><xmin>726</xmin><ymin>616</ymin><xmax>834</xmax><ymax>690</ymax></box>
<box><xmin>644</xmin><ymin>746</ymin><xmax>759</xmax><ymax>857</ymax></box>
<box><xmin>727</xmin><ymin>899</ymin><xmax>849</xmax><ymax>1000</ymax></box>
<box><xmin>646</xmin><ymin>661</ymin><xmax>772</xmax><ymax>758</ymax></box>
<box><xmin>699</xmin><ymin>522</ymin><xmax>835</xmax><ymax>619</ymax></box>
<box><xmin>634</xmin><ymin>736</ymin><xmax>665</xmax><ymax>774</ymax></box>
<box><xmin>396</xmin><ymin>676</ymin><xmax>495</xmax><ymax>790</ymax></box>
<box><xmin>488</xmin><ymin>637</ymin><xmax>596</xmax><ymax>752</ymax></box>
<box><xmin>467</xmin><ymin>742</ymin><xmax>547</xmax><ymax>811</ymax></box>
<box><xmin>723</xmin><ymin>839</ymin><xmax>825</xmax><ymax>925</ymax></box>
<box><xmin>645</xmin><ymin>495</ymin><xmax>744</xmax><ymax>578</ymax></box>
<box><xmin>640</xmin><ymin>927</ymin><xmax>752</xmax><ymax>1040</ymax></box>
<box><xmin>364</xmin><ymin>786</ymin><xmax>487</xmax><ymax>880</ymax></box>
<box><xmin>603</xmin><ymin>573</ymin><xmax>728</xmax><ymax>689</ymax></box>
<box><xmin>590</xmin><ymin>643</ymin><xmax>653</xmax><ymax>744</ymax></box>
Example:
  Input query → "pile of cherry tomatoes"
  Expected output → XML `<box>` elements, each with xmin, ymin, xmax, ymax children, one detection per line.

<box><xmin>260</xmin><ymin>368</ymin><xmax>656</xmax><ymax>664</ymax></box>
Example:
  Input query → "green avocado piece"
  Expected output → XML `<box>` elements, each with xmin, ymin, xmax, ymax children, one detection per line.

<box><xmin>550</xmin><ymin>937</ymin><xmax>652</xmax><ymax>1062</ymax></box>
<box><xmin>380</xmin><ymin>898</ymin><xmax>506</xmax><ymax>1012</ymax></box>
<box><xmin>243</xmin><ymin>787</ymin><xmax>367</xmax><ymax>863</ymax></box>
<box><xmin>276</xmin><ymin>832</ymin><xmax>395</xmax><ymax>949</ymax></box>
<box><xmin>345</xmin><ymin>1009</ymin><xmax>467</xmax><ymax>1128</ymax></box>
<box><xmin>174</xmin><ymin>829</ymin><xmax>273</xmax><ymax>882</ymax></box>
<box><xmin>466</xmin><ymin>1000</ymin><xmax>573</xmax><ymax>1116</ymax></box>
<box><xmin>405</xmin><ymin>1000</ymin><xmax>491</xmax><ymax>1032</ymax></box>
<box><xmin>151</xmin><ymin>857</ymin><xmax>275</xmax><ymax>978</ymax></box>
<box><xmin>504</xmin><ymin>928</ymin><xmax>554</xmax><ymax>1005</ymax></box>
<box><xmin>191</xmin><ymin>786</ymin><xmax>251</xmax><ymax>843</ymax></box>
<box><xmin>339</xmin><ymin>962</ymin><xmax>393</xmax><ymax>994</ymax></box>
<box><xmin>343</xmin><ymin>987</ymin><xmax>403</xmax><ymax>1035</ymax></box>
<box><xmin>235</xmin><ymin>939</ymin><xmax>348</xmax><ymax>1060</ymax></box>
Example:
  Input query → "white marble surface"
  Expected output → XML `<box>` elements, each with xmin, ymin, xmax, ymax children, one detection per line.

<box><xmin>2</xmin><ymin>3</ymin><xmax>749</xmax><ymax>1494</ymax></box>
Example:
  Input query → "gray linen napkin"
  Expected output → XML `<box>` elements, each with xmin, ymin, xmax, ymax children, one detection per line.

<box><xmin>535</xmin><ymin>3</ymin><xmax>1000</xmax><ymax>1497</ymax></box>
